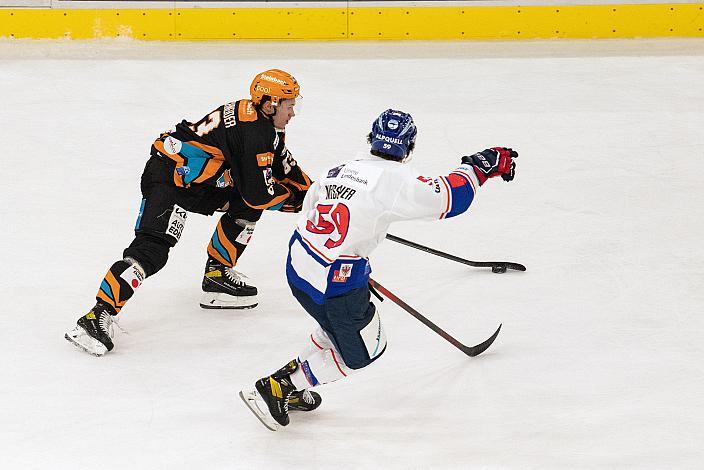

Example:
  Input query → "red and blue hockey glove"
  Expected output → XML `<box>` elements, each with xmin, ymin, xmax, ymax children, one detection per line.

<box><xmin>462</xmin><ymin>147</ymin><xmax>518</xmax><ymax>186</ymax></box>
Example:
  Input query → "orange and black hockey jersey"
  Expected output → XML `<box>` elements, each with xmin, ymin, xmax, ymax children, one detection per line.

<box><xmin>151</xmin><ymin>99</ymin><xmax>311</xmax><ymax>210</ymax></box>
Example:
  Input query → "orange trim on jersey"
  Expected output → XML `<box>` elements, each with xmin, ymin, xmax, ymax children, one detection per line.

<box><xmin>153</xmin><ymin>139</ymin><xmax>188</xmax><ymax>186</ymax></box>
<box><xmin>221</xmin><ymin>169</ymin><xmax>234</xmax><ymax>188</ymax></box>
<box><xmin>237</xmin><ymin>100</ymin><xmax>258</xmax><ymax>122</ymax></box>
<box><xmin>279</xmin><ymin>172</ymin><xmax>312</xmax><ymax>191</ymax></box>
<box><xmin>193</xmin><ymin>157</ymin><xmax>225</xmax><ymax>185</ymax></box>
<box><xmin>242</xmin><ymin>187</ymin><xmax>291</xmax><ymax>210</ymax></box>
<box><xmin>153</xmin><ymin>139</ymin><xmax>186</xmax><ymax>166</ymax></box>
<box><xmin>185</xmin><ymin>140</ymin><xmax>225</xmax><ymax>161</ymax></box>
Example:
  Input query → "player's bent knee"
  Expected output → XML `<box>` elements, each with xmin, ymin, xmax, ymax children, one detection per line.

<box><xmin>347</xmin><ymin>309</ymin><xmax>387</xmax><ymax>370</ymax></box>
<box><xmin>123</xmin><ymin>233</ymin><xmax>173</xmax><ymax>277</ymax></box>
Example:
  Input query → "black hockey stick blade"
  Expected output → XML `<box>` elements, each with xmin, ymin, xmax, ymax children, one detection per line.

<box><xmin>386</xmin><ymin>234</ymin><xmax>526</xmax><ymax>273</ymax></box>
<box><xmin>369</xmin><ymin>278</ymin><xmax>501</xmax><ymax>358</ymax></box>
<box><xmin>461</xmin><ymin>323</ymin><xmax>502</xmax><ymax>357</ymax></box>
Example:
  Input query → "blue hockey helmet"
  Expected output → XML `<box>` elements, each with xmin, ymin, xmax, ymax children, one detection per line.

<box><xmin>369</xmin><ymin>109</ymin><xmax>417</xmax><ymax>162</ymax></box>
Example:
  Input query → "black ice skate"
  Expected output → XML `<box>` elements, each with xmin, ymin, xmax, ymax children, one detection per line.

<box><xmin>288</xmin><ymin>389</ymin><xmax>322</xmax><ymax>412</ymax></box>
<box><xmin>65</xmin><ymin>302</ymin><xmax>118</xmax><ymax>356</ymax></box>
<box><xmin>240</xmin><ymin>360</ymin><xmax>314</xmax><ymax>431</ymax></box>
<box><xmin>200</xmin><ymin>257</ymin><xmax>258</xmax><ymax>309</ymax></box>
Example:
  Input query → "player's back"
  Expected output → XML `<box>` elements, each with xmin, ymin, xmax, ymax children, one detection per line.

<box><xmin>295</xmin><ymin>156</ymin><xmax>411</xmax><ymax>262</ymax></box>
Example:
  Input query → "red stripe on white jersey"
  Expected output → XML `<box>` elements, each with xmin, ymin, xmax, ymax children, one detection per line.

<box><xmin>300</xmin><ymin>234</ymin><xmax>335</xmax><ymax>264</ymax></box>
<box><xmin>310</xmin><ymin>334</ymin><xmax>324</xmax><ymax>350</ymax></box>
<box><xmin>330</xmin><ymin>349</ymin><xmax>348</xmax><ymax>377</ymax></box>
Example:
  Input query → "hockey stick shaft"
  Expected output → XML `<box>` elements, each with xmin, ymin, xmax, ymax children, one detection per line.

<box><xmin>368</xmin><ymin>278</ymin><xmax>501</xmax><ymax>357</ymax></box>
<box><xmin>385</xmin><ymin>233</ymin><xmax>526</xmax><ymax>272</ymax></box>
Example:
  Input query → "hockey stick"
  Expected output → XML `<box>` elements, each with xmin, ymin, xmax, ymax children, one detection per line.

<box><xmin>386</xmin><ymin>233</ymin><xmax>526</xmax><ymax>274</ymax></box>
<box><xmin>368</xmin><ymin>278</ymin><xmax>501</xmax><ymax>357</ymax></box>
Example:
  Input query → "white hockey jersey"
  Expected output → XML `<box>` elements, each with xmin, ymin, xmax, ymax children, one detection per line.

<box><xmin>286</xmin><ymin>155</ymin><xmax>480</xmax><ymax>304</ymax></box>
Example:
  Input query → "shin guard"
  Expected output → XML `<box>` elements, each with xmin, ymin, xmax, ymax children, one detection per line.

<box><xmin>95</xmin><ymin>259</ymin><xmax>146</xmax><ymax>314</ymax></box>
<box><xmin>207</xmin><ymin>215</ymin><xmax>255</xmax><ymax>267</ymax></box>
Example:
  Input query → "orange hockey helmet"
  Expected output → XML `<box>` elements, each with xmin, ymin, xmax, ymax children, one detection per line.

<box><xmin>250</xmin><ymin>69</ymin><xmax>300</xmax><ymax>106</ymax></box>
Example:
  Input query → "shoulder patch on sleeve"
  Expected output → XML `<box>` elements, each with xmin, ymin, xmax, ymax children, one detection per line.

<box><xmin>257</xmin><ymin>152</ymin><xmax>274</xmax><ymax>167</ymax></box>
<box><xmin>237</xmin><ymin>100</ymin><xmax>258</xmax><ymax>122</ymax></box>
<box><xmin>416</xmin><ymin>175</ymin><xmax>442</xmax><ymax>194</ymax></box>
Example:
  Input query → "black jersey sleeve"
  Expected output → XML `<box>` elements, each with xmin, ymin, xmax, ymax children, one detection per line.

<box><xmin>271</xmin><ymin>131</ymin><xmax>312</xmax><ymax>192</ymax></box>
<box><xmin>226</xmin><ymin>102</ymin><xmax>292</xmax><ymax>210</ymax></box>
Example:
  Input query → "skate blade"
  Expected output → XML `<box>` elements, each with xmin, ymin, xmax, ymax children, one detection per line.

<box><xmin>200</xmin><ymin>292</ymin><xmax>258</xmax><ymax>310</ymax></box>
<box><xmin>239</xmin><ymin>390</ymin><xmax>279</xmax><ymax>432</ymax></box>
<box><xmin>65</xmin><ymin>326</ymin><xmax>107</xmax><ymax>357</ymax></box>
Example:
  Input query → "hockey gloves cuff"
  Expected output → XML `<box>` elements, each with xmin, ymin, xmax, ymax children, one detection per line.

<box><xmin>462</xmin><ymin>147</ymin><xmax>518</xmax><ymax>186</ymax></box>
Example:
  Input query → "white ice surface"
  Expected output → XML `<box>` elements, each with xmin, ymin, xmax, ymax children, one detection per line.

<box><xmin>1</xmin><ymin>39</ymin><xmax>703</xmax><ymax>469</ymax></box>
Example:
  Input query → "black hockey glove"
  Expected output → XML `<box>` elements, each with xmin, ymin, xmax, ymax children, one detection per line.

<box><xmin>280</xmin><ymin>186</ymin><xmax>307</xmax><ymax>213</ymax></box>
<box><xmin>462</xmin><ymin>147</ymin><xmax>518</xmax><ymax>186</ymax></box>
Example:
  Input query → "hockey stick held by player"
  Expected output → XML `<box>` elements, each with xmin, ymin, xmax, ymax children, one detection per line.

<box><xmin>240</xmin><ymin>109</ymin><xmax>519</xmax><ymax>430</ymax></box>
<box><xmin>65</xmin><ymin>69</ymin><xmax>313</xmax><ymax>357</ymax></box>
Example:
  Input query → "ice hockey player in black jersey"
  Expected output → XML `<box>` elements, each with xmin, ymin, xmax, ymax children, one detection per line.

<box><xmin>66</xmin><ymin>69</ymin><xmax>312</xmax><ymax>358</ymax></box>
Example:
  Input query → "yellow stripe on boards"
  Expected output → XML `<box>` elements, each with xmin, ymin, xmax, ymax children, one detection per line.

<box><xmin>0</xmin><ymin>5</ymin><xmax>702</xmax><ymax>40</ymax></box>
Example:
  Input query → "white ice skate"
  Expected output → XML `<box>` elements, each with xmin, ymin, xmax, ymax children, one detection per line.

<box><xmin>201</xmin><ymin>259</ymin><xmax>259</xmax><ymax>309</ymax></box>
<box><xmin>65</xmin><ymin>303</ymin><xmax>121</xmax><ymax>356</ymax></box>
<box><xmin>239</xmin><ymin>389</ymin><xmax>280</xmax><ymax>432</ymax></box>
<box><xmin>65</xmin><ymin>325</ymin><xmax>110</xmax><ymax>357</ymax></box>
<box><xmin>200</xmin><ymin>291</ymin><xmax>259</xmax><ymax>309</ymax></box>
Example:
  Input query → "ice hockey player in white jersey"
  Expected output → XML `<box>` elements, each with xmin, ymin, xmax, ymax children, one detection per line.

<box><xmin>239</xmin><ymin>109</ymin><xmax>518</xmax><ymax>430</ymax></box>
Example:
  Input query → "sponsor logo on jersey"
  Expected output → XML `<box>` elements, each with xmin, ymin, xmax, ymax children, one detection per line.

<box><xmin>324</xmin><ymin>184</ymin><xmax>356</xmax><ymax>201</ymax></box>
<box><xmin>263</xmin><ymin>168</ymin><xmax>275</xmax><ymax>195</ymax></box>
<box><xmin>256</xmin><ymin>152</ymin><xmax>274</xmax><ymax>167</ymax></box>
<box><xmin>340</xmin><ymin>172</ymin><xmax>368</xmax><ymax>186</ymax></box>
<box><xmin>327</xmin><ymin>165</ymin><xmax>345</xmax><ymax>178</ymax></box>
<box><xmin>223</xmin><ymin>101</ymin><xmax>237</xmax><ymax>128</ymax></box>
<box><xmin>164</xmin><ymin>136</ymin><xmax>182</xmax><ymax>155</ymax></box>
<box><xmin>417</xmin><ymin>175</ymin><xmax>441</xmax><ymax>193</ymax></box>
<box><xmin>216</xmin><ymin>170</ymin><xmax>233</xmax><ymax>188</ymax></box>
<box><xmin>176</xmin><ymin>166</ymin><xmax>190</xmax><ymax>176</ymax></box>
<box><xmin>238</xmin><ymin>100</ymin><xmax>257</xmax><ymax>122</ymax></box>
<box><xmin>332</xmin><ymin>264</ymin><xmax>353</xmax><ymax>283</ymax></box>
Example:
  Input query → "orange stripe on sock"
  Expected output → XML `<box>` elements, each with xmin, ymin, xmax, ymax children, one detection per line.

<box><xmin>215</xmin><ymin>221</ymin><xmax>239</xmax><ymax>266</ymax></box>
<box><xmin>207</xmin><ymin>241</ymin><xmax>231</xmax><ymax>266</ymax></box>
<box><xmin>96</xmin><ymin>290</ymin><xmax>117</xmax><ymax>310</ymax></box>
<box><xmin>105</xmin><ymin>271</ymin><xmax>122</xmax><ymax>305</ymax></box>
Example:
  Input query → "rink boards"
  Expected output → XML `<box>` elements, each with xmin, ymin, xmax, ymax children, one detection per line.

<box><xmin>0</xmin><ymin>1</ymin><xmax>702</xmax><ymax>39</ymax></box>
